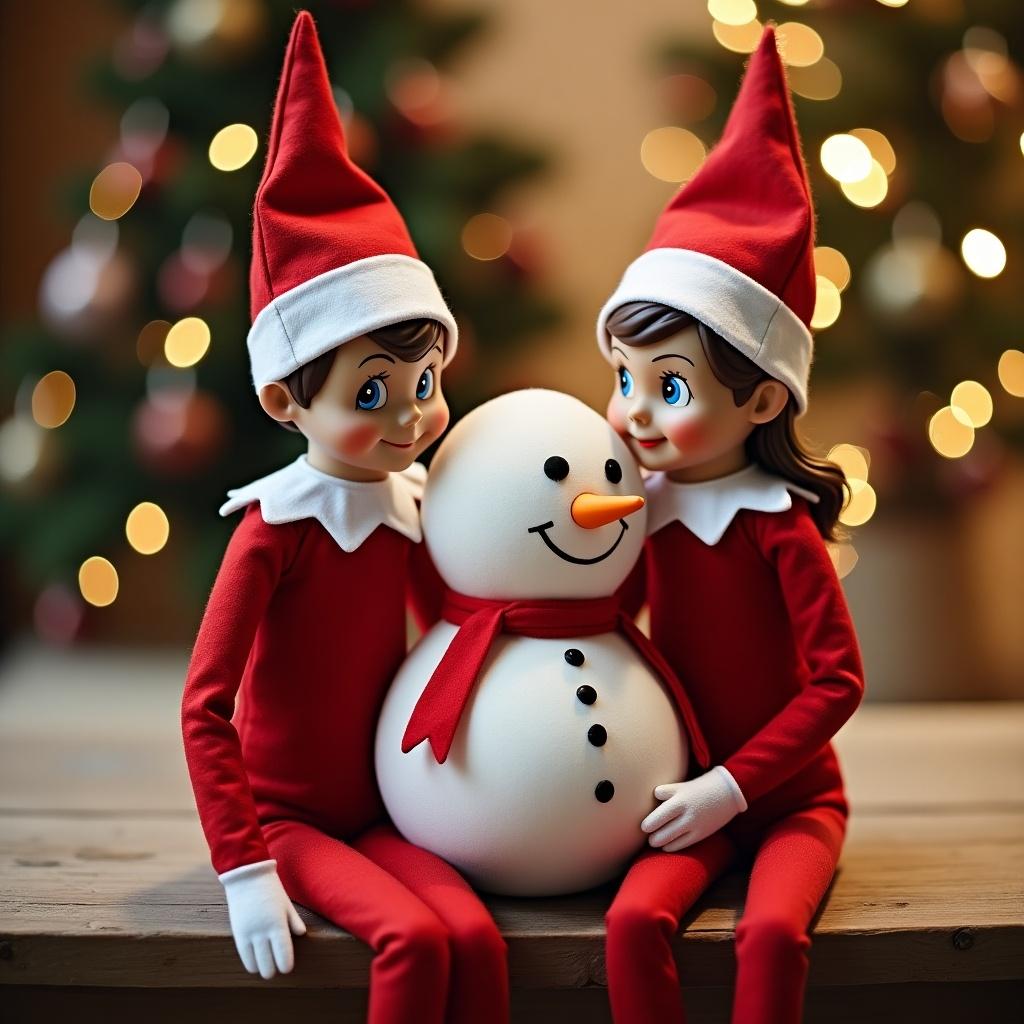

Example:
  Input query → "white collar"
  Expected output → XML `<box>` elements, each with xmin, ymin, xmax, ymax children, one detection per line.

<box><xmin>219</xmin><ymin>456</ymin><xmax>425</xmax><ymax>552</ymax></box>
<box><xmin>645</xmin><ymin>464</ymin><xmax>818</xmax><ymax>546</ymax></box>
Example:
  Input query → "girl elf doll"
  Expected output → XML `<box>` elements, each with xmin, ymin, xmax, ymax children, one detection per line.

<box><xmin>595</xmin><ymin>28</ymin><xmax>864</xmax><ymax>1024</ymax></box>
<box><xmin>181</xmin><ymin>14</ymin><xmax>507</xmax><ymax>1024</ymax></box>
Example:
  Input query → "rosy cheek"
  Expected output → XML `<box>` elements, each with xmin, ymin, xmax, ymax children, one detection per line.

<box><xmin>663</xmin><ymin>413</ymin><xmax>709</xmax><ymax>454</ymax></box>
<box><xmin>335</xmin><ymin>420</ymin><xmax>381</xmax><ymax>455</ymax></box>
<box><xmin>606</xmin><ymin>395</ymin><xmax>629</xmax><ymax>436</ymax></box>
<box><xmin>421</xmin><ymin>404</ymin><xmax>450</xmax><ymax>442</ymax></box>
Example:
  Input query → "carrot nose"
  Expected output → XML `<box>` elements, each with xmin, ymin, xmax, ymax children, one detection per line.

<box><xmin>571</xmin><ymin>492</ymin><xmax>645</xmax><ymax>529</ymax></box>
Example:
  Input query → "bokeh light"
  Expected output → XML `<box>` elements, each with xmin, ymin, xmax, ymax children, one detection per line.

<box><xmin>711</xmin><ymin>18</ymin><xmax>763</xmax><ymax>54</ymax></box>
<box><xmin>850</xmin><ymin>128</ymin><xmax>896</xmax><ymax>175</ymax></box>
<box><xmin>706</xmin><ymin>0</ymin><xmax>757</xmax><ymax>27</ymax></box>
<box><xmin>811</xmin><ymin>275</ymin><xmax>841</xmax><ymax>330</ymax></box>
<box><xmin>840</xmin><ymin>160</ymin><xmax>888</xmax><ymax>208</ymax></box>
<box><xmin>814</xmin><ymin>247</ymin><xmax>852</xmax><ymax>292</ymax></box>
<box><xmin>164</xmin><ymin>317</ymin><xmax>211</xmax><ymax>367</ymax></box>
<box><xmin>31</xmin><ymin>371</ymin><xmax>77</xmax><ymax>429</ymax></box>
<box><xmin>840</xmin><ymin>479</ymin><xmax>877</xmax><ymax>527</ymax></box>
<box><xmin>208</xmin><ymin>123</ymin><xmax>258</xmax><ymax>171</ymax></box>
<box><xmin>960</xmin><ymin>228</ymin><xmax>1006</xmax><ymax>278</ymax></box>
<box><xmin>827</xmin><ymin>443</ymin><xmax>870</xmax><ymax>483</ymax></box>
<box><xmin>89</xmin><ymin>162</ymin><xmax>143</xmax><ymax>220</ymax></box>
<box><xmin>787</xmin><ymin>58</ymin><xmax>842</xmax><ymax>101</ymax></box>
<box><xmin>997</xmin><ymin>350</ymin><xmax>1024</xmax><ymax>397</ymax></box>
<box><xmin>79</xmin><ymin>556</ymin><xmax>119</xmax><ymax>607</ymax></box>
<box><xmin>775</xmin><ymin>22</ymin><xmax>824</xmax><ymax>68</ymax></box>
<box><xmin>828</xmin><ymin>542</ymin><xmax>859</xmax><ymax>579</ymax></box>
<box><xmin>461</xmin><ymin>213</ymin><xmax>513</xmax><ymax>261</ymax></box>
<box><xmin>0</xmin><ymin>417</ymin><xmax>44</xmax><ymax>484</ymax></box>
<box><xmin>640</xmin><ymin>127</ymin><xmax>706</xmax><ymax>183</ymax></box>
<box><xmin>137</xmin><ymin>319</ymin><xmax>172</xmax><ymax>365</ymax></box>
<box><xmin>950</xmin><ymin>380</ymin><xmax>993</xmax><ymax>428</ymax></box>
<box><xmin>126</xmin><ymin>501</ymin><xmax>170</xmax><ymax>555</ymax></box>
<box><xmin>820</xmin><ymin>134</ymin><xmax>873</xmax><ymax>183</ymax></box>
<box><xmin>928</xmin><ymin>406</ymin><xmax>975</xmax><ymax>459</ymax></box>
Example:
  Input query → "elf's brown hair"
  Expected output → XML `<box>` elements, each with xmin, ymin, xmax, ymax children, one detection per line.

<box><xmin>605</xmin><ymin>301</ymin><xmax>847</xmax><ymax>540</ymax></box>
<box><xmin>277</xmin><ymin>318</ymin><xmax>445</xmax><ymax>431</ymax></box>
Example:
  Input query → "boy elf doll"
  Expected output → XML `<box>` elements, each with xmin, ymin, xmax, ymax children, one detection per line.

<box><xmin>181</xmin><ymin>14</ymin><xmax>508</xmax><ymax>1024</ymax></box>
<box><xmin>596</xmin><ymin>28</ymin><xmax>864</xmax><ymax>1024</ymax></box>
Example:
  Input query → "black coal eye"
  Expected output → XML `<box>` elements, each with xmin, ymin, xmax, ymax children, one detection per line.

<box><xmin>605</xmin><ymin>458</ymin><xmax>622</xmax><ymax>484</ymax></box>
<box><xmin>544</xmin><ymin>456</ymin><xmax>570</xmax><ymax>481</ymax></box>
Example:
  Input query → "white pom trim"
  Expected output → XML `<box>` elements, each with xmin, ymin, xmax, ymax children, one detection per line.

<box><xmin>596</xmin><ymin>248</ymin><xmax>812</xmax><ymax>414</ymax></box>
<box><xmin>248</xmin><ymin>253</ymin><xmax>458</xmax><ymax>391</ymax></box>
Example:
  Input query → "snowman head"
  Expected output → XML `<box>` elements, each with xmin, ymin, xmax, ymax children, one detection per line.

<box><xmin>422</xmin><ymin>389</ymin><xmax>647</xmax><ymax>600</ymax></box>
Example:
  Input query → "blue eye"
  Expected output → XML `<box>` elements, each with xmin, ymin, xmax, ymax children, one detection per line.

<box><xmin>618</xmin><ymin>368</ymin><xmax>634</xmax><ymax>397</ymax></box>
<box><xmin>661</xmin><ymin>372</ymin><xmax>691</xmax><ymax>407</ymax></box>
<box><xmin>416</xmin><ymin>367</ymin><xmax>434</xmax><ymax>401</ymax></box>
<box><xmin>356</xmin><ymin>375</ymin><xmax>388</xmax><ymax>410</ymax></box>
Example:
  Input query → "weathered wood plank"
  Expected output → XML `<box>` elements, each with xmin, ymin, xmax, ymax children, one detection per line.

<box><xmin>1</xmin><ymin>810</ymin><xmax>1021</xmax><ymax>989</ymax></box>
<box><xmin>6</xmin><ymin>980</ymin><xmax>1024</xmax><ymax>1024</ymax></box>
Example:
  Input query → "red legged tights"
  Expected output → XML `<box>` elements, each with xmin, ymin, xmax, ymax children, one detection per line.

<box><xmin>606</xmin><ymin>806</ymin><xmax>846</xmax><ymax>1024</ymax></box>
<box><xmin>264</xmin><ymin>820</ymin><xmax>509</xmax><ymax>1024</ymax></box>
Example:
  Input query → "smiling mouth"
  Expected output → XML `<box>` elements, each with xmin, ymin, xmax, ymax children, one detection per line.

<box><xmin>383</xmin><ymin>439</ymin><xmax>417</xmax><ymax>449</ymax></box>
<box><xmin>527</xmin><ymin>520</ymin><xmax>629</xmax><ymax>565</ymax></box>
<box><xmin>632</xmin><ymin>436</ymin><xmax>666</xmax><ymax>449</ymax></box>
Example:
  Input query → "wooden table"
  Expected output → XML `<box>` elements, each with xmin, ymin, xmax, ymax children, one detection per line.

<box><xmin>1</xmin><ymin>646</ymin><xmax>1022</xmax><ymax>1022</ymax></box>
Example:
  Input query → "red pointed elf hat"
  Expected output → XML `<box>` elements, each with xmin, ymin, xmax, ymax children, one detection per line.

<box><xmin>247</xmin><ymin>11</ymin><xmax>457</xmax><ymax>390</ymax></box>
<box><xmin>598</xmin><ymin>26</ymin><xmax>816</xmax><ymax>412</ymax></box>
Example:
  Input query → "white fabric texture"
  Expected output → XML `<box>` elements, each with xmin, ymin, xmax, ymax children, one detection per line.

<box><xmin>596</xmin><ymin>247</ymin><xmax>813</xmax><ymax>413</ymax></box>
<box><xmin>220</xmin><ymin>455</ymin><xmax>425</xmax><ymax>551</ymax></box>
<box><xmin>219</xmin><ymin>858</ymin><xmax>306</xmax><ymax>979</ymax></box>
<box><xmin>645</xmin><ymin>463</ymin><xmax>818</xmax><ymax>547</ymax></box>
<box><xmin>641</xmin><ymin>766</ymin><xmax>748</xmax><ymax>853</ymax></box>
<box><xmin>247</xmin><ymin>253</ymin><xmax>458</xmax><ymax>391</ymax></box>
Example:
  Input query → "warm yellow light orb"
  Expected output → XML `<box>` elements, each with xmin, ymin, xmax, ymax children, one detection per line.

<box><xmin>850</xmin><ymin>128</ymin><xmax>896</xmax><ymax>175</ymax></box>
<box><xmin>998</xmin><ymin>349</ymin><xmax>1024</xmax><ymax>397</ymax></box>
<box><xmin>776</xmin><ymin>22</ymin><xmax>824</xmax><ymax>68</ymax></box>
<box><xmin>126</xmin><ymin>502</ymin><xmax>170</xmax><ymax>555</ymax></box>
<box><xmin>707</xmin><ymin>0</ymin><xmax>758</xmax><ymax>28</ymax></box>
<box><xmin>828</xmin><ymin>542</ymin><xmax>859</xmax><ymax>579</ymax></box>
<box><xmin>31</xmin><ymin>371</ymin><xmax>77</xmax><ymax>429</ymax></box>
<box><xmin>209</xmin><ymin>124</ymin><xmax>259</xmax><ymax>171</ymax></box>
<box><xmin>164</xmin><ymin>317</ymin><xmax>211</xmax><ymax>368</ymax></box>
<box><xmin>840</xmin><ymin>479</ymin><xmax>877</xmax><ymax>527</ymax></box>
<box><xmin>820</xmin><ymin>134</ymin><xmax>873</xmax><ymax>184</ymax></box>
<box><xmin>461</xmin><ymin>214</ymin><xmax>513</xmax><ymax>262</ymax></box>
<box><xmin>814</xmin><ymin>247</ymin><xmax>852</xmax><ymax>292</ymax></box>
<box><xmin>89</xmin><ymin>162</ymin><xmax>143</xmax><ymax>221</ymax></box>
<box><xmin>787</xmin><ymin>58</ymin><xmax>842</xmax><ymax>102</ymax></box>
<box><xmin>950</xmin><ymin>380</ymin><xmax>993</xmax><ymax>428</ymax></box>
<box><xmin>840</xmin><ymin>159</ymin><xmax>888</xmax><ymax>208</ymax></box>
<box><xmin>876</xmin><ymin>0</ymin><xmax>909</xmax><ymax>7</ymax></box>
<box><xmin>811</xmin><ymin>276</ymin><xmax>841</xmax><ymax>330</ymax></box>
<box><xmin>928</xmin><ymin>406</ymin><xmax>975</xmax><ymax>459</ymax></box>
<box><xmin>711</xmin><ymin>18</ymin><xmax>763</xmax><ymax>54</ymax></box>
<box><xmin>960</xmin><ymin>229</ymin><xmax>1006</xmax><ymax>278</ymax></box>
<box><xmin>827</xmin><ymin>443</ymin><xmax>869</xmax><ymax>483</ymax></box>
<box><xmin>79</xmin><ymin>556</ymin><xmax>119</xmax><ymax>607</ymax></box>
<box><xmin>640</xmin><ymin>127</ymin><xmax>706</xmax><ymax>184</ymax></box>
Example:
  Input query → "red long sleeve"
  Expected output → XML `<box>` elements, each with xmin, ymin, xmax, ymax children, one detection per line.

<box><xmin>181</xmin><ymin>507</ymin><xmax>299</xmax><ymax>874</ymax></box>
<box><xmin>722</xmin><ymin>505</ymin><xmax>864</xmax><ymax>803</ymax></box>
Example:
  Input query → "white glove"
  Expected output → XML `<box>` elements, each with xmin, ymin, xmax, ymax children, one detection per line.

<box><xmin>219</xmin><ymin>859</ymin><xmax>307</xmax><ymax>979</ymax></box>
<box><xmin>641</xmin><ymin>766</ymin><xmax>748</xmax><ymax>853</ymax></box>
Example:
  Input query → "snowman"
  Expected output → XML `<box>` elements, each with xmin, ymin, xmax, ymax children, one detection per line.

<box><xmin>375</xmin><ymin>389</ymin><xmax>708</xmax><ymax>896</ymax></box>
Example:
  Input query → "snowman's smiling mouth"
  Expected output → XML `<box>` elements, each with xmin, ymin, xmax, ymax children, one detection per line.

<box><xmin>526</xmin><ymin>520</ymin><xmax>629</xmax><ymax>565</ymax></box>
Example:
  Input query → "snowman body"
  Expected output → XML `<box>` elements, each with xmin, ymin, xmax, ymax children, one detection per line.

<box><xmin>376</xmin><ymin>625</ymin><xmax>687</xmax><ymax>896</ymax></box>
<box><xmin>374</xmin><ymin>389</ymin><xmax>691</xmax><ymax>896</ymax></box>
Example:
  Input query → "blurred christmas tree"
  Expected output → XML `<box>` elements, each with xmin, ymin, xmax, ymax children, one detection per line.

<box><xmin>0</xmin><ymin>0</ymin><xmax>560</xmax><ymax>645</ymax></box>
<box><xmin>647</xmin><ymin>0</ymin><xmax>1023</xmax><ymax>537</ymax></box>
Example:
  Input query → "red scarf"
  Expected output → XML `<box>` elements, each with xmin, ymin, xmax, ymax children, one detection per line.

<box><xmin>401</xmin><ymin>589</ymin><xmax>710</xmax><ymax>767</ymax></box>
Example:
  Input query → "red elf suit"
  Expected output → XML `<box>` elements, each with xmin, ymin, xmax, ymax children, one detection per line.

<box><xmin>595</xmin><ymin>28</ymin><xmax>864</xmax><ymax>1024</ymax></box>
<box><xmin>181</xmin><ymin>13</ymin><xmax>506</xmax><ymax>1024</ymax></box>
